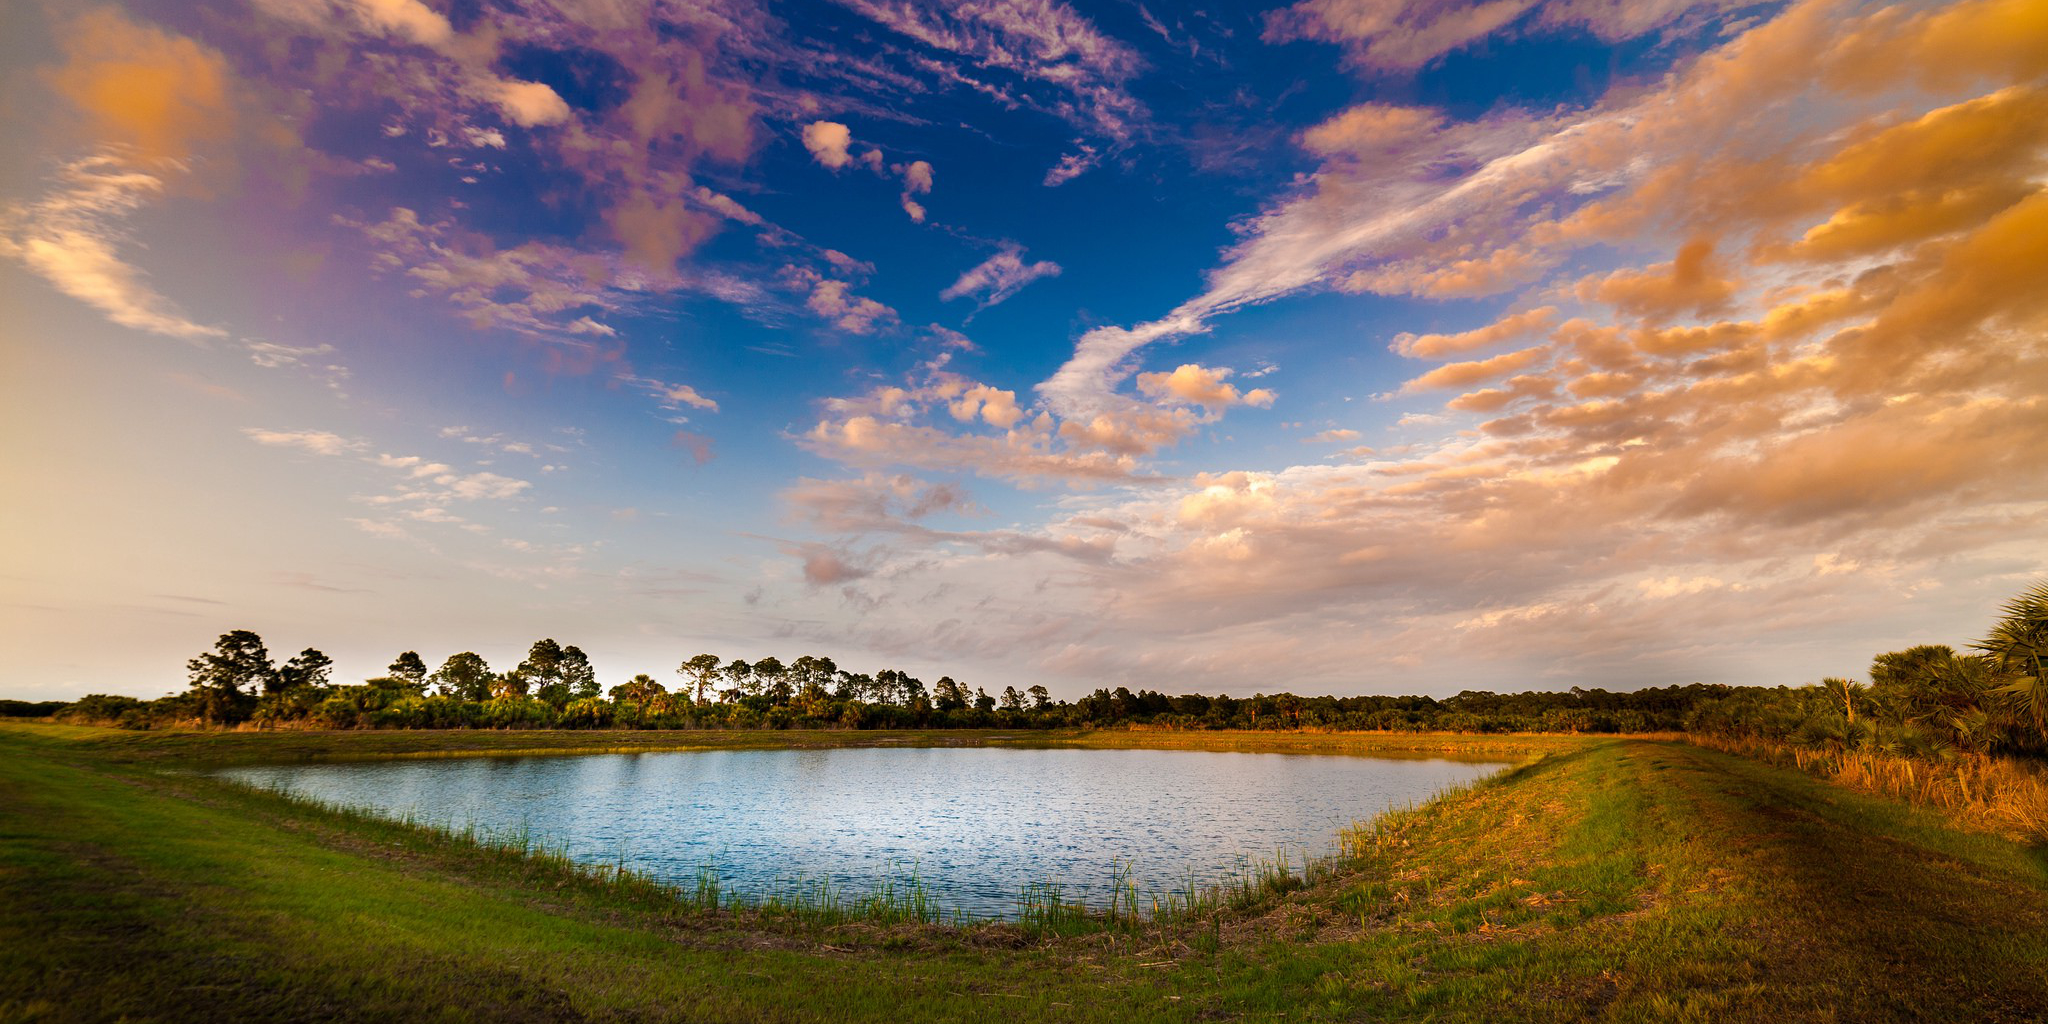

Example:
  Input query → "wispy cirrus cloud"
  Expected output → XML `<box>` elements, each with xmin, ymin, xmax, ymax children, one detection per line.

<box><xmin>1265</xmin><ymin>0</ymin><xmax>1749</xmax><ymax>71</ymax></box>
<box><xmin>833</xmin><ymin>0</ymin><xmax>1149</xmax><ymax>151</ymax></box>
<box><xmin>940</xmin><ymin>244</ymin><xmax>1061</xmax><ymax>307</ymax></box>
<box><xmin>1</xmin><ymin>156</ymin><xmax>223</xmax><ymax>342</ymax></box>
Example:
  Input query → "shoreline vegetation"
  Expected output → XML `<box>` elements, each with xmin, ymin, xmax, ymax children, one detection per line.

<box><xmin>5</xmin><ymin>581</ymin><xmax>2044</xmax><ymax>1018</ymax></box>
<box><xmin>6</xmin><ymin>722</ymin><xmax>2047</xmax><ymax>1022</ymax></box>
<box><xmin>23</xmin><ymin>579</ymin><xmax>2048</xmax><ymax>845</ymax></box>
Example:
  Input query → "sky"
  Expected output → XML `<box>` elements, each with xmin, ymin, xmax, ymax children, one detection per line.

<box><xmin>2</xmin><ymin>0</ymin><xmax>2044</xmax><ymax>701</ymax></box>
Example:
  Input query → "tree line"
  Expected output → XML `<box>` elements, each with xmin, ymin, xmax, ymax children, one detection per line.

<box><xmin>46</xmin><ymin>581</ymin><xmax>2046</xmax><ymax>756</ymax></box>
<box><xmin>1681</xmin><ymin>581</ymin><xmax>2048</xmax><ymax>758</ymax></box>
<box><xmin>54</xmin><ymin>632</ymin><xmax>1720</xmax><ymax>733</ymax></box>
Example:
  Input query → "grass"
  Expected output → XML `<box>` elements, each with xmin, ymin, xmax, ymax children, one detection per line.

<box><xmin>21</xmin><ymin>721</ymin><xmax>1558</xmax><ymax>768</ymax></box>
<box><xmin>4</xmin><ymin>721</ymin><xmax>2047</xmax><ymax>1021</ymax></box>
<box><xmin>1689</xmin><ymin>732</ymin><xmax>2048</xmax><ymax>841</ymax></box>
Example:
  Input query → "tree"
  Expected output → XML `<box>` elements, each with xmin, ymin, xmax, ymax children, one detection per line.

<box><xmin>1977</xmin><ymin>579</ymin><xmax>2048</xmax><ymax>739</ymax></box>
<box><xmin>520</xmin><ymin>639</ymin><xmax>570</xmax><ymax>707</ymax></box>
<box><xmin>609</xmin><ymin>673</ymin><xmax>666</xmax><ymax>719</ymax></box>
<box><xmin>491</xmin><ymin>671</ymin><xmax>529</xmax><ymax>699</ymax></box>
<box><xmin>1871</xmin><ymin>645</ymin><xmax>1956</xmax><ymax>693</ymax></box>
<box><xmin>388</xmin><ymin>651</ymin><xmax>428</xmax><ymax>687</ymax></box>
<box><xmin>677</xmin><ymin>654</ymin><xmax>721</xmax><ymax>704</ymax></box>
<box><xmin>561</xmin><ymin>645</ymin><xmax>598</xmax><ymax>700</ymax></box>
<box><xmin>722</xmin><ymin>659</ymin><xmax>753</xmax><ymax>702</ymax></box>
<box><xmin>933</xmin><ymin>676</ymin><xmax>965</xmax><ymax>712</ymax></box>
<box><xmin>1028</xmin><ymin>684</ymin><xmax>1051</xmax><ymax>710</ymax></box>
<box><xmin>974</xmin><ymin>686</ymin><xmax>996</xmax><ymax>713</ymax></box>
<box><xmin>187</xmin><ymin>630</ymin><xmax>274</xmax><ymax>724</ymax></box>
<box><xmin>1000</xmin><ymin>686</ymin><xmax>1025</xmax><ymax>712</ymax></box>
<box><xmin>753</xmin><ymin>656</ymin><xmax>788</xmax><ymax>703</ymax></box>
<box><xmin>432</xmin><ymin>652</ymin><xmax>493</xmax><ymax>700</ymax></box>
<box><xmin>791</xmin><ymin>655</ymin><xmax>836</xmax><ymax>702</ymax></box>
<box><xmin>276</xmin><ymin>648</ymin><xmax>333</xmax><ymax>693</ymax></box>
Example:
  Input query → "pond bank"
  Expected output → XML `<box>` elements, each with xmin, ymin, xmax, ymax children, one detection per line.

<box><xmin>4</xmin><ymin>722</ymin><xmax>2045</xmax><ymax>1022</ymax></box>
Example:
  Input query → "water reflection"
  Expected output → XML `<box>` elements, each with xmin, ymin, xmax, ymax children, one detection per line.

<box><xmin>222</xmin><ymin>746</ymin><xmax>1502</xmax><ymax>918</ymax></box>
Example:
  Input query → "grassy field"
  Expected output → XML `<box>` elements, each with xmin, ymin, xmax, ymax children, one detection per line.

<box><xmin>20</xmin><ymin>722</ymin><xmax>1569</xmax><ymax>767</ymax></box>
<box><xmin>4</xmin><ymin>722</ymin><xmax>2046</xmax><ymax>1022</ymax></box>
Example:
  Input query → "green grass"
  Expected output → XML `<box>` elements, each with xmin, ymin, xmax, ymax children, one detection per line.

<box><xmin>3</xmin><ymin>722</ymin><xmax>2045</xmax><ymax>1022</ymax></box>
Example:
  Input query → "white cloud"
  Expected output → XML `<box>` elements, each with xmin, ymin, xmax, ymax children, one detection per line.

<box><xmin>941</xmin><ymin>245</ymin><xmax>1061</xmax><ymax>307</ymax></box>
<box><xmin>243</xmin><ymin>428</ymin><xmax>365</xmax><ymax>456</ymax></box>
<box><xmin>1</xmin><ymin>156</ymin><xmax>225</xmax><ymax>341</ymax></box>
<box><xmin>836</xmin><ymin>0</ymin><xmax>1147</xmax><ymax>143</ymax></box>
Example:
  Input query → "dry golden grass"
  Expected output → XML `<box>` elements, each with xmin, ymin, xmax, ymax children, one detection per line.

<box><xmin>1689</xmin><ymin>734</ymin><xmax>2048</xmax><ymax>841</ymax></box>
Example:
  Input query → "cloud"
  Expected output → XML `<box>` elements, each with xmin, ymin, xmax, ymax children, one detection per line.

<box><xmin>802</xmin><ymin>355</ymin><xmax>1284</xmax><ymax>486</ymax></box>
<box><xmin>45</xmin><ymin>8</ymin><xmax>237</xmax><ymax>163</ymax></box>
<box><xmin>941</xmin><ymin>245</ymin><xmax>1062</xmax><ymax>307</ymax></box>
<box><xmin>1043</xmin><ymin>146</ymin><xmax>1099</xmax><ymax>186</ymax></box>
<box><xmin>1</xmin><ymin>157</ymin><xmax>225</xmax><ymax>341</ymax></box>
<box><xmin>344</xmin><ymin>208</ymin><xmax>667</xmax><ymax>341</ymax></box>
<box><xmin>835</xmin><ymin>0</ymin><xmax>1147</xmax><ymax>144</ymax></box>
<box><xmin>900</xmin><ymin>159</ymin><xmax>934</xmax><ymax>222</ymax></box>
<box><xmin>250</xmin><ymin>0</ymin><xmax>758</xmax><ymax>279</ymax></box>
<box><xmin>781</xmin><ymin>265</ymin><xmax>898</xmax><ymax>334</ymax></box>
<box><xmin>671</xmin><ymin>430</ymin><xmax>716</xmax><ymax>465</ymax></box>
<box><xmin>901</xmin><ymin>160</ymin><xmax>934</xmax><ymax>193</ymax></box>
<box><xmin>243</xmin><ymin>428</ymin><xmax>365</xmax><ymax>456</ymax></box>
<box><xmin>774</xmin><ymin>0</ymin><xmax>2048</xmax><ymax>693</ymax></box>
<box><xmin>1305</xmin><ymin>428</ymin><xmax>1363</xmax><ymax>443</ymax></box>
<box><xmin>1575</xmin><ymin>238</ymin><xmax>1736</xmax><ymax>323</ymax></box>
<box><xmin>784</xmin><ymin>472</ymin><xmax>975</xmax><ymax>533</ymax></box>
<box><xmin>802</xmin><ymin>120</ymin><xmax>855</xmax><ymax>168</ymax></box>
<box><xmin>1135</xmin><ymin>364</ymin><xmax>1276</xmax><ymax>411</ymax></box>
<box><xmin>1266</xmin><ymin>0</ymin><xmax>1747</xmax><ymax>71</ymax></box>
<box><xmin>1393</xmin><ymin>306</ymin><xmax>1560</xmax><ymax>359</ymax></box>
<box><xmin>667</xmin><ymin>384</ymin><xmax>720</xmax><ymax>412</ymax></box>
<box><xmin>347</xmin><ymin>0</ymin><xmax>452</xmax><ymax>45</ymax></box>
<box><xmin>798</xmin><ymin>545</ymin><xmax>872</xmax><ymax>586</ymax></box>
<box><xmin>483</xmin><ymin>78</ymin><xmax>570</xmax><ymax>127</ymax></box>
<box><xmin>802</xmin><ymin>371</ymin><xmax>1151</xmax><ymax>485</ymax></box>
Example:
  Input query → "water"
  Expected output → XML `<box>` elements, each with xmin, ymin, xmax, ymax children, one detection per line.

<box><xmin>220</xmin><ymin>746</ymin><xmax>1503</xmax><ymax>918</ymax></box>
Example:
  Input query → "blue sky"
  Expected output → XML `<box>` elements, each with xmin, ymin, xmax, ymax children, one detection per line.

<box><xmin>3</xmin><ymin>0</ymin><xmax>2045</xmax><ymax>699</ymax></box>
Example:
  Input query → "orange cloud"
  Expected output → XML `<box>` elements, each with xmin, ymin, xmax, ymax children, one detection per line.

<box><xmin>1397</xmin><ymin>344</ymin><xmax>1549</xmax><ymax>394</ymax></box>
<box><xmin>1394</xmin><ymin>306</ymin><xmax>1559</xmax><ymax>359</ymax></box>
<box><xmin>46</xmin><ymin>9</ymin><xmax>235</xmax><ymax>164</ymax></box>
<box><xmin>1135</xmin><ymin>364</ymin><xmax>1276</xmax><ymax>410</ymax></box>
<box><xmin>1577</xmin><ymin>238</ymin><xmax>1737</xmax><ymax>323</ymax></box>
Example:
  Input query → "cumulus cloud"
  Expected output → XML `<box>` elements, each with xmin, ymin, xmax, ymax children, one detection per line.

<box><xmin>801</xmin><ymin>120</ymin><xmax>855</xmax><ymax>168</ymax></box>
<box><xmin>782</xmin><ymin>264</ymin><xmax>899</xmax><ymax>334</ymax></box>
<box><xmin>1135</xmin><ymin>364</ymin><xmax>1276</xmax><ymax>411</ymax></box>
<box><xmin>899</xmin><ymin>159</ymin><xmax>934</xmax><ymax>222</ymax></box>
<box><xmin>801</xmin><ymin>121</ymin><xmax>937</xmax><ymax>221</ymax></box>
<box><xmin>940</xmin><ymin>245</ymin><xmax>1061</xmax><ymax>307</ymax></box>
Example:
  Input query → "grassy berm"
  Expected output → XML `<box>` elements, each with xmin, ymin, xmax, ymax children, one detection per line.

<box><xmin>3</xmin><ymin>723</ymin><xmax>2045</xmax><ymax>1022</ymax></box>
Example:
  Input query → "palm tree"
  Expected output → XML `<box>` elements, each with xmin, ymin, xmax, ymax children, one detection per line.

<box><xmin>1974</xmin><ymin>580</ymin><xmax>2048</xmax><ymax>740</ymax></box>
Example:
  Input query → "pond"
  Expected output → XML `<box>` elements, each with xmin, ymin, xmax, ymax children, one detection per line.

<box><xmin>220</xmin><ymin>746</ymin><xmax>1504</xmax><ymax>919</ymax></box>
